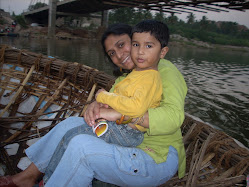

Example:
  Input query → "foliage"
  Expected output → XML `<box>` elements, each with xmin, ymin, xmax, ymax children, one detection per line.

<box><xmin>108</xmin><ymin>8</ymin><xmax>152</xmax><ymax>25</ymax></box>
<box><xmin>108</xmin><ymin>7</ymin><xmax>249</xmax><ymax>47</ymax></box>
<box><xmin>186</xmin><ymin>13</ymin><xmax>196</xmax><ymax>25</ymax></box>
<box><xmin>13</xmin><ymin>15</ymin><xmax>28</xmax><ymax>29</ymax></box>
<box><xmin>28</xmin><ymin>2</ymin><xmax>47</xmax><ymax>11</ymax></box>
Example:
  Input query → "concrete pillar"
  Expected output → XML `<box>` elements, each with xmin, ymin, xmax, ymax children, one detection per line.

<box><xmin>101</xmin><ymin>10</ymin><xmax>108</xmax><ymax>27</ymax></box>
<box><xmin>47</xmin><ymin>38</ymin><xmax>56</xmax><ymax>57</ymax></box>
<box><xmin>48</xmin><ymin>0</ymin><xmax>57</xmax><ymax>38</ymax></box>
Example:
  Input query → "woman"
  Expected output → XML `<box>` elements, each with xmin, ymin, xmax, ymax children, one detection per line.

<box><xmin>0</xmin><ymin>23</ymin><xmax>187</xmax><ymax>187</ymax></box>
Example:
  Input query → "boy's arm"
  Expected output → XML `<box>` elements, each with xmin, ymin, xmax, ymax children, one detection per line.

<box><xmin>96</xmin><ymin>73</ymin><xmax>161</xmax><ymax>118</ymax></box>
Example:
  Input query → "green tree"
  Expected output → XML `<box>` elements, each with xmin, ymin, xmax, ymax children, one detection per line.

<box><xmin>167</xmin><ymin>13</ymin><xmax>178</xmax><ymax>24</ymax></box>
<box><xmin>154</xmin><ymin>11</ymin><xmax>165</xmax><ymax>23</ymax></box>
<box><xmin>132</xmin><ymin>8</ymin><xmax>153</xmax><ymax>25</ymax></box>
<box><xmin>106</xmin><ymin>7</ymin><xmax>249</xmax><ymax>47</ymax></box>
<box><xmin>13</xmin><ymin>15</ymin><xmax>28</xmax><ymax>28</ymax></box>
<box><xmin>200</xmin><ymin>16</ymin><xmax>208</xmax><ymax>29</ymax></box>
<box><xmin>108</xmin><ymin>8</ymin><xmax>135</xmax><ymax>25</ymax></box>
<box><xmin>187</xmin><ymin>13</ymin><xmax>195</xmax><ymax>25</ymax></box>
<box><xmin>28</xmin><ymin>2</ymin><xmax>47</xmax><ymax>11</ymax></box>
<box><xmin>219</xmin><ymin>22</ymin><xmax>238</xmax><ymax>36</ymax></box>
<box><xmin>142</xmin><ymin>9</ymin><xmax>153</xmax><ymax>20</ymax></box>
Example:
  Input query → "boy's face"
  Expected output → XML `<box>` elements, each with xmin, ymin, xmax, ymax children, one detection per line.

<box><xmin>131</xmin><ymin>32</ymin><xmax>168</xmax><ymax>71</ymax></box>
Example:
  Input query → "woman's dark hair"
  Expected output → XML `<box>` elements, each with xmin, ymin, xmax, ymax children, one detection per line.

<box><xmin>101</xmin><ymin>23</ymin><xmax>132</xmax><ymax>77</ymax></box>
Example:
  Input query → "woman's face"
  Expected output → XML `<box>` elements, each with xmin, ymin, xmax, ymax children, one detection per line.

<box><xmin>104</xmin><ymin>34</ymin><xmax>135</xmax><ymax>70</ymax></box>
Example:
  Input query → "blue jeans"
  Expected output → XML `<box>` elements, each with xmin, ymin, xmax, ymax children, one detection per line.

<box><xmin>25</xmin><ymin>117</ymin><xmax>178</xmax><ymax>186</ymax></box>
<box><xmin>43</xmin><ymin>118</ymin><xmax>144</xmax><ymax>182</ymax></box>
<box><xmin>25</xmin><ymin>117</ymin><xmax>143</xmax><ymax>172</ymax></box>
<box><xmin>46</xmin><ymin>135</ymin><xmax>178</xmax><ymax>187</ymax></box>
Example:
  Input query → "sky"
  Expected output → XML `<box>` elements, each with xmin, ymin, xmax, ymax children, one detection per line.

<box><xmin>1</xmin><ymin>0</ymin><xmax>249</xmax><ymax>28</ymax></box>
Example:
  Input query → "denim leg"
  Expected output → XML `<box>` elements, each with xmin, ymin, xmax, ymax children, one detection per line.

<box><xmin>44</xmin><ymin>119</ymin><xmax>144</xmax><ymax>182</ymax></box>
<box><xmin>25</xmin><ymin>117</ymin><xmax>85</xmax><ymax>172</ymax></box>
<box><xmin>45</xmin><ymin>134</ymin><xmax>178</xmax><ymax>187</ymax></box>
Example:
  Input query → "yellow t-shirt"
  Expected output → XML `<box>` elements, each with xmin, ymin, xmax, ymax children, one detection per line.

<box><xmin>96</xmin><ymin>69</ymin><xmax>162</xmax><ymax>131</ymax></box>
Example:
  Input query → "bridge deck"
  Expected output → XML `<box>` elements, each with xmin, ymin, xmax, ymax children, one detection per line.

<box><xmin>23</xmin><ymin>0</ymin><xmax>249</xmax><ymax>24</ymax></box>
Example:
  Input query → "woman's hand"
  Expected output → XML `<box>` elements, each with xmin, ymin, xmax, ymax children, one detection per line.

<box><xmin>84</xmin><ymin>101</ymin><xmax>104</xmax><ymax>126</ymax></box>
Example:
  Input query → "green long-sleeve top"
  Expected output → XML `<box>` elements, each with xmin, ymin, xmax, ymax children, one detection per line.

<box><xmin>110</xmin><ymin>59</ymin><xmax>187</xmax><ymax>179</ymax></box>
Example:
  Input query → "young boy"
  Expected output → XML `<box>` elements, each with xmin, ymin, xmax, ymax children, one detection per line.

<box><xmin>96</xmin><ymin>20</ymin><xmax>169</xmax><ymax>132</ymax></box>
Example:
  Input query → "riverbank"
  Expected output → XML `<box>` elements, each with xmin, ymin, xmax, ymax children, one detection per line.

<box><xmin>15</xmin><ymin>25</ymin><xmax>249</xmax><ymax>53</ymax></box>
<box><xmin>170</xmin><ymin>34</ymin><xmax>249</xmax><ymax>52</ymax></box>
<box><xmin>1</xmin><ymin>13</ymin><xmax>249</xmax><ymax>52</ymax></box>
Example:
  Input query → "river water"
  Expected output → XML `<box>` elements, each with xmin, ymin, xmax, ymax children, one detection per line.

<box><xmin>1</xmin><ymin>37</ymin><xmax>249</xmax><ymax>148</ymax></box>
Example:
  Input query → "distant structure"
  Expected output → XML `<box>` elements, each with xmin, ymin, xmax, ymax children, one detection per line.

<box><xmin>24</xmin><ymin>0</ymin><xmax>249</xmax><ymax>37</ymax></box>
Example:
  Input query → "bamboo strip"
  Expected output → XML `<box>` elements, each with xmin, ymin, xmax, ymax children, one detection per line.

<box><xmin>0</xmin><ymin>101</ymin><xmax>90</xmax><ymax>121</ymax></box>
<box><xmin>215</xmin><ymin>166</ymin><xmax>236</xmax><ymax>180</ymax></box>
<box><xmin>0</xmin><ymin>65</ymin><xmax>35</xmax><ymax>117</ymax></box>
<box><xmin>191</xmin><ymin>133</ymin><xmax>215</xmax><ymax>186</ymax></box>
<box><xmin>186</xmin><ymin>139</ymin><xmax>199</xmax><ymax>187</ymax></box>
<box><xmin>80</xmin><ymin>83</ymin><xmax>97</xmax><ymax>117</ymax></box>
<box><xmin>3</xmin><ymin>77</ymin><xmax>69</xmax><ymax>142</ymax></box>
<box><xmin>0</xmin><ymin>65</ymin><xmax>17</xmax><ymax>99</ymax></box>
<box><xmin>0</xmin><ymin>148</ymin><xmax>16</xmax><ymax>175</ymax></box>
<box><xmin>50</xmin><ymin>103</ymin><xmax>69</xmax><ymax>129</ymax></box>
<box><xmin>197</xmin><ymin>175</ymin><xmax>245</xmax><ymax>187</ymax></box>
<box><xmin>199</xmin><ymin>168</ymin><xmax>218</xmax><ymax>178</ymax></box>
<box><xmin>201</xmin><ymin>153</ymin><xmax>215</xmax><ymax>168</ymax></box>
<box><xmin>183</xmin><ymin>122</ymin><xmax>197</xmax><ymax>143</ymax></box>
<box><xmin>1</xmin><ymin>48</ymin><xmax>115</xmax><ymax>90</ymax></box>
<box><xmin>0</xmin><ymin>118</ymin><xmax>65</xmax><ymax>126</ymax></box>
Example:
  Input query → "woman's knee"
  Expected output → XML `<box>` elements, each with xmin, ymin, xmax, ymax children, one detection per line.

<box><xmin>68</xmin><ymin>134</ymin><xmax>109</xmax><ymax>155</ymax></box>
<box><xmin>57</xmin><ymin>117</ymin><xmax>85</xmax><ymax>129</ymax></box>
<box><xmin>69</xmin><ymin>134</ymin><xmax>95</xmax><ymax>147</ymax></box>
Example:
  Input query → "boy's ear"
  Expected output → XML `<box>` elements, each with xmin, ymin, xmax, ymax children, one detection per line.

<box><xmin>160</xmin><ymin>47</ymin><xmax>169</xmax><ymax>59</ymax></box>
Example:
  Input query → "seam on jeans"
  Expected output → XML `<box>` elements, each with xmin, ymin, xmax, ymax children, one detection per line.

<box><xmin>63</xmin><ymin>158</ymin><xmax>82</xmax><ymax>187</ymax></box>
<box><xmin>26</xmin><ymin>149</ymin><xmax>52</xmax><ymax>173</ymax></box>
<box><xmin>62</xmin><ymin>154</ymin><xmax>100</xmax><ymax>186</ymax></box>
<box><xmin>109</xmin><ymin>128</ymin><xmax>123</xmax><ymax>145</ymax></box>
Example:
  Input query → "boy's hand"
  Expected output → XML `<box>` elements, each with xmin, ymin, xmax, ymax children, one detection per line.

<box><xmin>83</xmin><ymin>101</ymin><xmax>109</xmax><ymax>126</ymax></box>
<box><xmin>95</xmin><ymin>88</ymin><xmax>106</xmax><ymax>99</ymax></box>
<box><xmin>84</xmin><ymin>101</ymin><xmax>101</xmax><ymax>126</ymax></box>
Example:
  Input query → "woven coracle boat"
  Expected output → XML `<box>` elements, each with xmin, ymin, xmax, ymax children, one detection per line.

<box><xmin>0</xmin><ymin>45</ymin><xmax>248</xmax><ymax>186</ymax></box>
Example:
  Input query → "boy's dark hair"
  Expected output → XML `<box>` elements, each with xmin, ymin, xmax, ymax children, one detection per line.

<box><xmin>101</xmin><ymin>23</ymin><xmax>132</xmax><ymax>77</ymax></box>
<box><xmin>132</xmin><ymin>20</ymin><xmax>170</xmax><ymax>48</ymax></box>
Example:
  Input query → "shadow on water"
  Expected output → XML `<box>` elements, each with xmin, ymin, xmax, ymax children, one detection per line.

<box><xmin>1</xmin><ymin>37</ymin><xmax>249</xmax><ymax>147</ymax></box>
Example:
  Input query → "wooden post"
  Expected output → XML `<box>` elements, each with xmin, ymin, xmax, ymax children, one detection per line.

<box><xmin>48</xmin><ymin>0</ymin><xmax>57</xmax><ymax>38</ymax></box>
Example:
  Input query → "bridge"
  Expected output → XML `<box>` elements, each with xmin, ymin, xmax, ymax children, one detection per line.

<box><xmin>22</xmin><ymin>0</ymin><xmax>249</xmax><ymax>37</ymax></box>
<box><xmin>23</xmin><ymin>0</ymin><xmax>249</xmax><ymax>23</ymax></box>
<box><xmin>23</xmin><ymin>0</ymin><xmax>119</xmax><ymax>24</ymax></box>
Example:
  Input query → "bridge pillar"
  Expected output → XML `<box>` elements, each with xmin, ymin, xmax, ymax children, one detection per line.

<box><xmin>101</xmin><ymin>10</ymin><xmax>108</xmax><ymax>27</ymax></box>
<box><xmin>48</xmin><ymin>0</ymin><xmax>57</xmax><ymax>38</ymax></box>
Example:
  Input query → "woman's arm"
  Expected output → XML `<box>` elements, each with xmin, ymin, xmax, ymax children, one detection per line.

<box><xmin>100</xmin><ymin>108</ymin><xmax>150</xmax><ymax>129</ymax></box>
<box><xmin>146</xmin><ymin>60</ymin><xmax>188</xmax><ymax>135</ymax></box>
<box><xmin>84</xmin><ymin>100</ymin><xmax>150</xmax><ymax>129</ymax></box>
